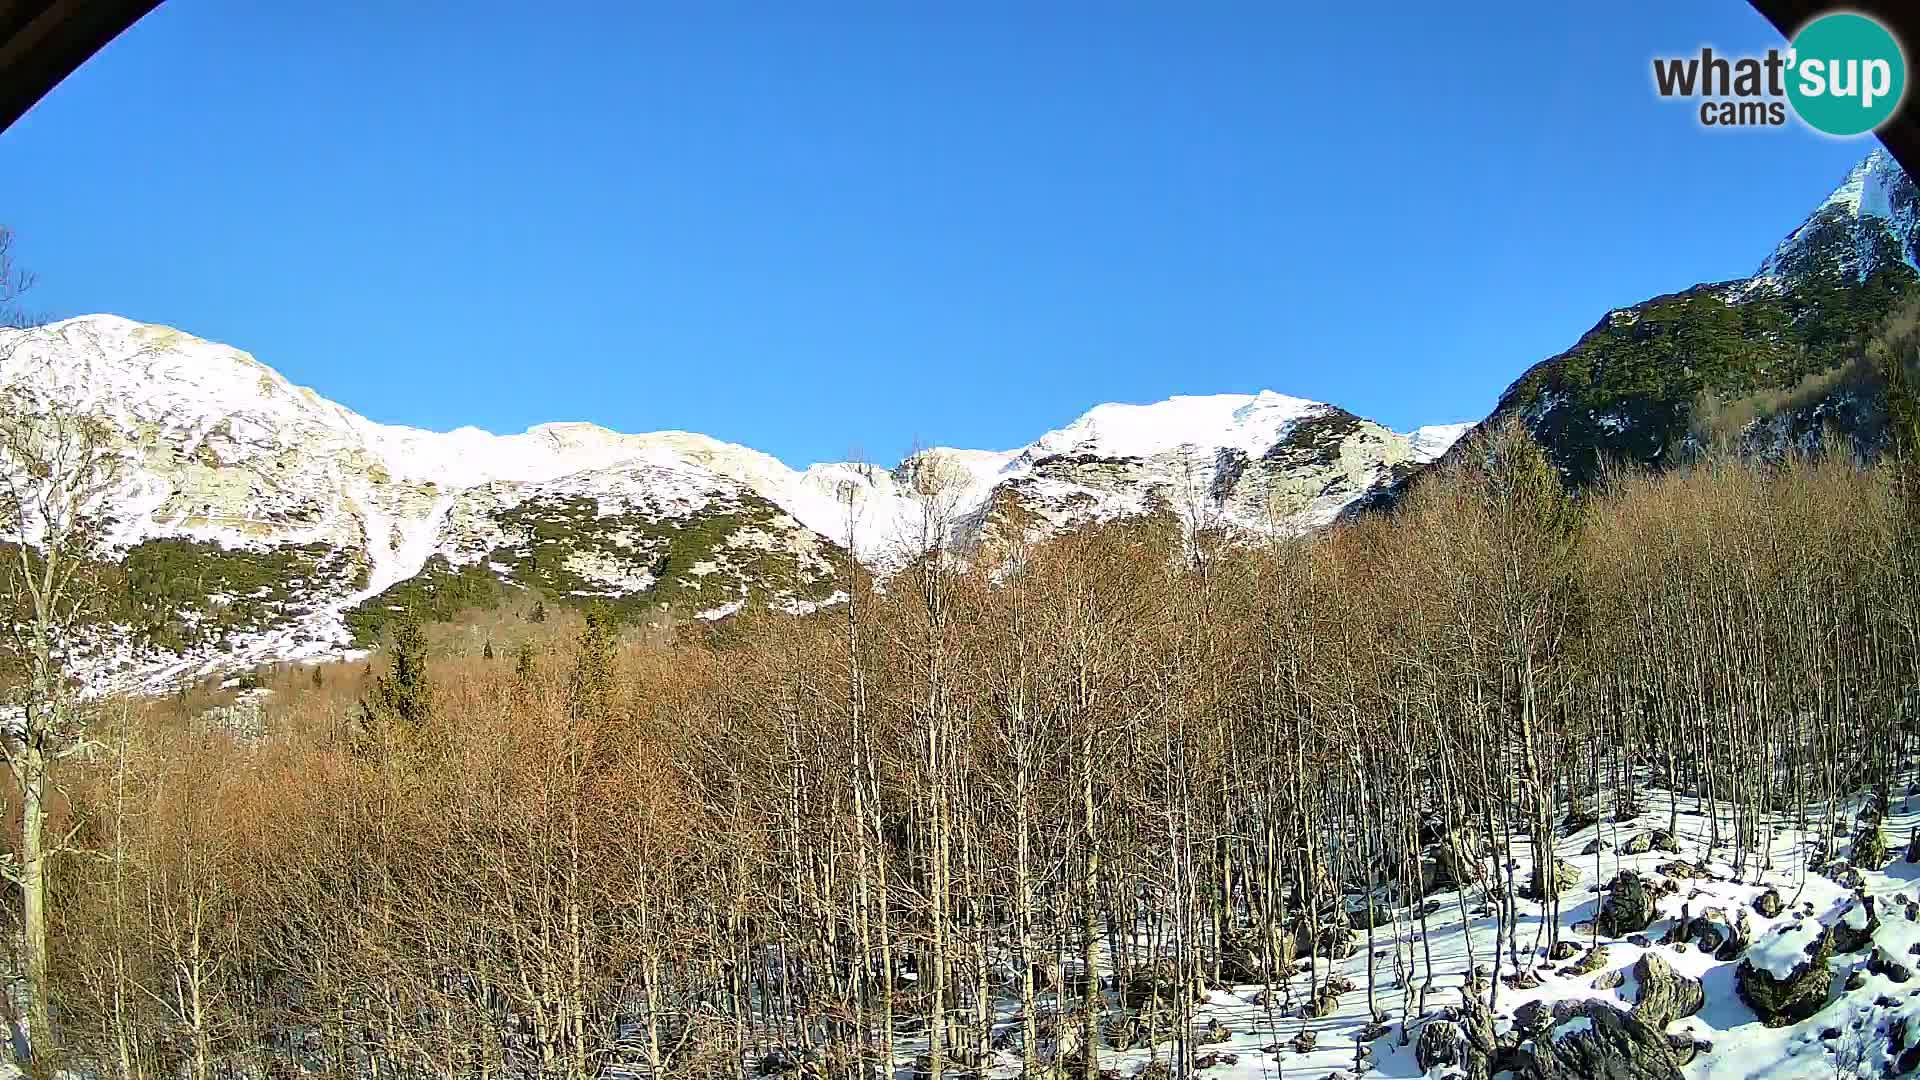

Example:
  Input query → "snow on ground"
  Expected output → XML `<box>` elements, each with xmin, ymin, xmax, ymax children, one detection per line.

<box><xmin>920</xmin><ymin>783</ymin><xmax>1920</xmax><ymax>1080</ymax></box>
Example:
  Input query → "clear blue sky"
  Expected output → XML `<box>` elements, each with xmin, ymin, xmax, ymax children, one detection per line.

<box><xmin>0</xmin><ymin>0</ymin><xmax>1886</xmax><ymax>467</ymax></box>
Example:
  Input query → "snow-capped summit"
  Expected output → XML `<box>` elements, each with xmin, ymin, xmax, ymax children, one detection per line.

<box><xmin>985</xmin><ymin>391</ymin><xmax>1461</xmax><ymax>544</ymax></box>
<box><xmin>1022</xmin><ymin>392</ymin><xmax>1323</xmax><ymax>462</ymax></box>
<box><xmin>1405</xmin><ymin>422</ymin><xmax>1474</xmax><ymax>462</ymax></box>
<box><xmin>1753</xmin><ymin>147</ymin><xmax>1918</xmax><ymax>287</ymax></box>
<box><xmin>1803</xmin><ymin>146</ymin><xmax>1908</xmax><ymax>222</ymax></box>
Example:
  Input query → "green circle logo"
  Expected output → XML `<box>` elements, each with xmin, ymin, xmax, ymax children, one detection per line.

<box><xmin>1787</xmin><ymin>13</ymin><xmax>1907</xmax><ymax>136</ymax></box>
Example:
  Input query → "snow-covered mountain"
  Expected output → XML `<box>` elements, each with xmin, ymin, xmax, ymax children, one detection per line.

<box><xmin>0</xmin><ymin>314</ymin><xmax>1465</xmax><ymax>685</ymax></box>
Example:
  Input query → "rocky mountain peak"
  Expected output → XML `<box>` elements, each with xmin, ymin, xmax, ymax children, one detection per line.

<box><xmin>1753</xmin><ymin>147</ymin><xmax>1918</xmax><ymax>289</ymax></box>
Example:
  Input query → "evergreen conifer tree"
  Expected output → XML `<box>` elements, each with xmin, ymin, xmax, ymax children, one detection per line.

<box><xmin>570</xmin><ymin>603</ymin><xmax>618</xmax><ymax>725</ymax></box>
<box><xmin>357</xmin><ymin>609</ymin><xmax>434</xmax><ymax>755</ymax></box>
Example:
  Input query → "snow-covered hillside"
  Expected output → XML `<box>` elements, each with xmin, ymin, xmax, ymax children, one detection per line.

<box><xmin>1407</xmin><ymin>423</ymin><xmax>1475</xmax><ymax>463</ymax></box>
<box><xmin>1024</xmin><ymin>784</ymin><xmax>1920</xmax><ymax>1080</ymax></box>
<box><xmin>0</xmin><ymin>315</ymin><xmax>1465</xmax><ymax>685</ymax></box>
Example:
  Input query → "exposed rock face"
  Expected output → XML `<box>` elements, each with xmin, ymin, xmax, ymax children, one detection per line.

<box><xmin>1833</xmin><ymin>895</ymin><xmax>1881</xmax><ymax>954</ymax></box>
<box><xmin>1853</xmin><ymin>826</ymin><xmax>1890</xmax><ymax>869</ymax></box>
<box><xmin>1736</xmin><ymin>921</ymin><xmax>1835</xmax><ymax>1026</ymax></box>
<box><xmin>1871</xmin><ymin>938</ymin><xmax>1915</xmax><ymax>984</ymax></box>
<box><xmin>1663</xmin><ymin>1033</ymin><xmax>1706</xmax><ymax>1067</ymax></box>
<box><xmin>1597</xmin><ymin>872</ymin><xmax>1657</xmax><ymax>938</ymax></box>
<box><xmin>1627</xmin><ymin>953</ymin><xmax>1704</xmax><ymax>1031</ymax></box>
<box><xmin>1413</xmin><ymin>1000</ymin><xmax>1501</xmax><ymax>1080</ymax></box>
<box><xmin>1219</xmin><ymin>925</ymin><xmax>1289</xmax><ymax>984</ymax></box>
<box><xmin>1525</xmin><ymin>858</ymin><xmax>1582</xmax><ymax>900</ymax></box>
<box><xmin>1521</xmin><ymin>1002</ymin><xmax>1685</xmax><ymax>1080</ymax></box>
<box><xmin>1122</xmin><ymin>963</ymin><xmax>1201</xmax><ymax>1009</ymax></box>
<box><xmin>193</xmin><ymin>688</ymin><xmax>273</xmax><ymax>744</ymax></box>
<box><xmin>1685</xmin><ymin>907</ymin><xmax>1746</xmax><ymax>959</ymax></box>
<box><xmin>1293</xmin><ymin>922</ymin><xmax>1359</xmax><ymax>962</ymax></box>
<box><xmin>986</xmin><ymin>397</ymin><xmax>1446</xmax><ymax>555</ymax></box>
<box><xmin>1415</xmin><ymin>1019</ymin><xmax>1464</xmax><ymax>1075</ymax></box>
<box><xmin>1754</xmin><ymin>149</ymin><xmax>1919</xmax><ymax>286</ymax></box>
<box><xmin>1562</xmin><ymin>944</ymin><xmax>1610</xmax><ymax>979</ymax></box>
<box><xmin>1432</xmin><ymin>829</ymin><xmax>1486</xmax><ymax>887</ymax></box>
<box><xmin>1820</xmin><ymin>891</ymin><xmax>1881</xmax><ymax>949</ymax></box>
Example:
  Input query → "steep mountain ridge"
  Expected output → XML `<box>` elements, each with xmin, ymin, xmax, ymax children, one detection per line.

<box><xmin>1752</xmin><ymin>147</ymin><xmax>1920</xmax><ymax>290</ymax></box>
<box><xmin>0</xmin><ymin>315</ymin><xmax>1464</xmax><ymax>686</ymax></box>
<box><xmin>1413</xmin><ymin>148</ymin><xmax>1920</xmax><ymax>489</ymax></box>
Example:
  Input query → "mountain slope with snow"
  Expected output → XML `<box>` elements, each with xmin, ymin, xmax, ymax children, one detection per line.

<box><xmin>0</xmin><ymin>315</ymin><xmax>1463</xmax><ymax>685</ymax></box>
<box><xmin>1414</xmin><ymin>148</ymin><xmax>1920</xmax><ymax>489</ymax></box>
<box><xmin>1753</xmin><ymin>147</ymin><xmax>1920</xmax><ymax>289</ymax></box>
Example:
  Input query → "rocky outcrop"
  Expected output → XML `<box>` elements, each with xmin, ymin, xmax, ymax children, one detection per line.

<box><xmin>1416</xmin><ymin>1019</ymin><xmax>1466</xmax><ymax>1075</ymax></box>
<box><xmin>1411</xmin><ymin>997</ymin><xmax>1502</xmax><ymax>1080</ymax></box>
<box><xmin>1685</xmin><ymin>906</ymin><xmax>1748</xmax><ymax>960</ymax></box>
<box><xmin>1122</xmin><ymin>963</ymin><xmax>1202</xmax><ymax>1009</ymax></box>
<box><xmin>1869</xmin><ymin>939</ymin><xmax>1914</xmax><ymax>984</ymax></box>
<box><xmin>1521</xmin><ymin>1002</ymin><xmax>1684</xmax><ymax>1080</ymax></box>
<box><xmin>1430</xmin><ymin>996</ymin><xmax>1689</xmax><ymax>1080</ymax></box>
<box><xmin>1560</xmin><ymin>944</ymin><xmax>1609</xmax><ymax>979</ymax></box>
<box><xmin>1596</xmin><ymin>872</ymin><xmax>1657</xmax><ymax>938</ymax></box>
<box><xmin>1736</xmin><ymin>921</ymin><xmax>1835</xmax><ymax>1026</ymax></box>
<box><xmin>1627</xmin><ymin>953</ymin><xmax>1704</xmax><ymax>1031</ymax></box>
<box><xmin>1832</xmin><ymin>895</ymin><xmax>1879</xmax><ymax>954</ymax></box>
<box><xmin>1664</xmin><ymin>1033</ymin><xmax>1709</xmax><ymax>1067</ymax></box>
<box><xmin>1292</xmin><ymin>922</ymin><xmax>1359</xmax><ymax>961</ymax></box>
<box><xmin>1525</xmin><ymin>858</ymin><xmax>1582</xmax><ymax>900</ymax></box>
<box><xmin>1853</xmin><ymin>826</ymin><xmax>1890</xmax><ymax>869</ymax></box>
<box><xmin>1102</xmin><ymin>1011</ymin><xmax>1173</xmax><ymax>1051</ymax></box>
<box><xmin>985</xmin><ymin>394</ymin><xmax>1460</xmax><ymax>557</ymax></box>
